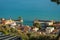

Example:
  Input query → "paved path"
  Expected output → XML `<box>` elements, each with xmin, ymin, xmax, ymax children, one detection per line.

<box><xmin>0</xmin><ymin>35</ymin><xmax>22</xmax><ymax>40</ymax></box>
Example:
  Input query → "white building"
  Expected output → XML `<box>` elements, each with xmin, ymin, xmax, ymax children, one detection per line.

<box><xmin>34</xmin><ymin>20</ymin><xmax>54</xmax><ymax>26</ymax></box>
<box><xmin>33</xmin><ymin>27</ymin><xmax>39</xmax><ymax>32</ymax></box>
<box><xmin>46</xmin><ymin>27</ymin><xmax>54</xmax><ymax>34</ymax></box>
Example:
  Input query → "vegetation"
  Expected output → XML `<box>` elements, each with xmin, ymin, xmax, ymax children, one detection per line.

<box><xmin>18</xmin><ymin>16</ymin><xmax>22</xmax><ymax>21</ymax></box>
<box><xmin>51</xmin><ymin>0</ymin><xmax>60</xmax><ymax>4</ymax></box>
<box><xmin>26</xmin><ymin>32</ymin><xmax>58</xmax><ymax>40</ymax></box>
<box><xmin>0</xmin><ymin>24</ymin><xmax>10</xmax><ymax>35</ymax></box>
<box><xmin>33</xmin><ymin>23</ymin><xmax>41</xmax><ymax>29</ymax></box>
<box><xmin>0</xmin><ymin>24</ymin><xmax>28</xmax><ymax>40</ymax></box>
<box><xmin>0</xmin><ymin>24</ymin><xmax>59</xmax><ymax>40</ymax></box>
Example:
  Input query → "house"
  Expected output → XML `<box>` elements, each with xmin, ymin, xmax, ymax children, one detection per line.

<box><xmin>34</xmin><ymin>20</ymin><xmax>54</xmax><ymax>29</ymax></box>
<box><xmin>1</xmin><ymin>18</ymin><xmax>6</xmax><ymax>24</ymax></box>
<box><xmin>5</xmin><ymin>19</ymin><xmax>15</xmax><ymax>25</ymax></box>
<box><xmin>23</xmin><ymin>25</ymin><xmax>30</xmax><ymax>32</ymax></box>
<box><xmin>34</xmin><ymin>20</ymin><xmax>54</xmax><ymax>25</ymax></box>
<box><xmin>32</xmin><ymin>27</ymin><xmax>39</xmax><ymax>32</ymax></box>
<box><xmin>14</xmin><ymin>19</ymin><xmax>23</xmax><ymax>27</ymax></box>
<box><xmin>46</xmin><ymin>27</ymin><xmax>54</xmax><ymax>34</ymax></box>
<box><xmin>53</xmin><ymin>21</ymin><xmax>60</xmax><ymax>29</ymax></box>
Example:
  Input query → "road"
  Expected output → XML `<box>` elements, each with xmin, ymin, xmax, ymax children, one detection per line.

<box><xmin>0</xmin><ymin>35</ymin><xmax>22</xmax><ymax>40</ymax></box>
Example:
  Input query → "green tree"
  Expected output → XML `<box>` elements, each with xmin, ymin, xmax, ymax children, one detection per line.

<box><xmin>51</xmin><ymin>0</ymin><xmax>60</xmax><ymax>4</ymax></box>
<box><xmin>18</xmin><ymin>16</ymin><xmax>22</xmax><ymax>20</ymax></box>
<box><xmin>18</xmin><ymin>16</ymin><xmax>23</xmax><ymax>24</ymax></box>
<box><xmin>33</xmin><ymin>23</ymin><xmax>41</xmax><ymax>29</ymax></box>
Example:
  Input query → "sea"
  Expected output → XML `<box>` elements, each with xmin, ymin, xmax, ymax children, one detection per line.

<box><xmin>0</xmin><ymin>0</ymin><xmax>60</xmax><ymax>26</ymax></box>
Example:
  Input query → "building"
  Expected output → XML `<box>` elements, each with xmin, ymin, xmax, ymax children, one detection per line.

<box><xmin>5</xmin><ymin>19</ymin><xmax>15</xmax><ymax>25</ymax></box>
<box><xmin>33</xmin><ymin>20</ymin><xmax>54</xmax><ymax>29</ymax></box>
<box><xmin>34</xmin><ymin>20</ymin><xmax>54</xmax><ymax>25</ymax></box>
<box><xmin>1</xmin><ymin>18</ymin><xmax>6</xmax><ymax>24</ymax></box>
<box><xmin>53</xmin><ymin>21</ymin><xmax>60</xmax><ymax>29</ymax></box>
<box><xmin>32</xmin><ymin>27</ymin><xmax>39</xmax><ymax>32</ymax></box>
<box><xmin>14</xmin><ymin>19</ymin><xmax>23</xmax><ymax>27</ymax></box>
<box><xmin>46</xmin><ymin>27</ymin><xmax>54</xmax><ymax>34</ymax></box>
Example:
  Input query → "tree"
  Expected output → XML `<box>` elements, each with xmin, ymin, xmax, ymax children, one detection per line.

<box><xmin>33</xmin><ymin>23</ymin><xmax>41</xmax><ymax>29</ymax></box>
<box><xmin>51</xmin><ymin>0</ymin><xmax>60</xmax><ymax>4</ymax></box>
<box><xmin>18</xmin><ymin>16</ymin><xmax>23</xmax><ymax>23</ymax></box>
<box><xmin>18</xmin><ymin>16</ymin><xmax>22</xmax><ymax>20</ymax></box>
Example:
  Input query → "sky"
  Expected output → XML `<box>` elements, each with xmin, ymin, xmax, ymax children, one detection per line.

<box><xmin>0</xmin><ymin>0</ymin><xmax>60</xmax><ymax>21</ymax></box>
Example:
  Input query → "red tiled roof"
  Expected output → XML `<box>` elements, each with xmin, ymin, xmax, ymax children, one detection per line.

<box><xmin>53</xmin><ymin>24</ymin><xmax>60</xmax><ymax>26</ymax></box>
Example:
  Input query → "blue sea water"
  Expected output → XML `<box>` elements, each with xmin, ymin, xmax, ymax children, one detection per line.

<box><xmin>0</xmin><ymin>0</ymin><xmax>60</xmax><ymax>26</ymax></box>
